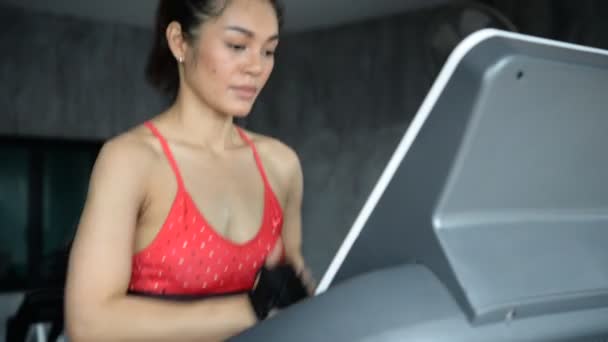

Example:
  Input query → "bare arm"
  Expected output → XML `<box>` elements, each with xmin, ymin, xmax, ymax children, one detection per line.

<box><xmin>64</xmin><ymin>137</ymin><xmax>256</xmax><ymax>342</ymax></box>
<box><xmin>280</xmin><ymin>150</ymin><xmax>315</xmax><ymax>293</ymax></box>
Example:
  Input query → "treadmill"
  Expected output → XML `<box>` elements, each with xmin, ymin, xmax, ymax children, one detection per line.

<box><xmin>231</xmin><ymin>28</ymin><xmax>608</xmax><ymax>341</ymax></box>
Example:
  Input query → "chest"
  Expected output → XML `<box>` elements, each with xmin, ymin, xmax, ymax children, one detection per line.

<box><xmin>145</xmin><ymin>145</ymin><xmax>287</xmax><ymax>244</ymax></box>
<box><xmin>131</xmin><ymin>145</ymin><xmax>286</xmax><ymax>295</ymax></box>
<box><xmin>131</xmin><ymin>202</ymin><xmax>283</xmax><ymax>295</ymax></box>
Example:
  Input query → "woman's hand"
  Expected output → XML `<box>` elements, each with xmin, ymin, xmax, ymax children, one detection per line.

<box><xmin>249</xmin><ymin>239</ymin><xmax>315</xmax><ymax>319</ymax></box>
<box><xmin>267</xmin><ymin>239</ymin><xmax>316</xmax><ymax>295</ymax></box>
<box><xmin>296</xmin><ymin>265</ymin><xmax>316</xmax><ymax>296</ymax></box>
<box><xmin>280</xmin><ymin>244</ymin><xmax>315</xmax><ymax>296</ymax></box>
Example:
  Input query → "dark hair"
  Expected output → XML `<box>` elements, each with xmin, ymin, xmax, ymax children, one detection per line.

<box><xmin>145</xmin><ymin>0</ymin><xmax>284</xmax><ymax>99</ymax></box>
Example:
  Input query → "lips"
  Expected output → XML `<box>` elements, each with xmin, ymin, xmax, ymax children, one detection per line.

<box><xmin>231</xmin><ymin>85</ymin><xmax>258</xmax><ymax>99</ymax></box>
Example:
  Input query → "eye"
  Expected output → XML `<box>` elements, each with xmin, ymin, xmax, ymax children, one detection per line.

<box><xmin>227</xmin><ymin>43</ymin><xmax>246</xmax><ymax>52</ymax></box>
<box><xmin>264</xmin><ymin>50</ymin><xmax>276</xmax><ymax>57</ymax></box>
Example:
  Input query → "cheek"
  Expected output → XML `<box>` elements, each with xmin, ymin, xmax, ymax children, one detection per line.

<box><xmin>192</xmin><ymin>56</ymin><xmax>237</xmax><ymax>99</ymax></box>
<box><xmin>262</xmin><ymin>60</ymin><xmax>275</xmax><ymax>79</ymax></box>
<box><xmin>197</xmin><ymin>47</ymin><xmax>231</xmax><ymax>77</ymax></box>
<box><xmin>211</xmin><ymin>61</ymin><xmax>238</xmax><ymax>86</ymax></box>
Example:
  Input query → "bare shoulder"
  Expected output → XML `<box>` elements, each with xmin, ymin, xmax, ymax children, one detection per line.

<box><xmin>243</xmin><ymin>129</ymin><xmax>302</xmax><ymax>181</ymax></box>
<box><xmin>240</xmin><ymin>132</ymin><xmax>303</xmax><ymax>189</ymax></box>
<box><xmin>91</xmin><ymin>124</ymin><xmax>162</xmax><ymax>184</ymax></box>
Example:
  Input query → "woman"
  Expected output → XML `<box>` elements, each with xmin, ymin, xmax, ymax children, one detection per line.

<box><xmin>64</xmin><ymin>0</ymin><xmax>313</xmax><ymax>340</ymax></box>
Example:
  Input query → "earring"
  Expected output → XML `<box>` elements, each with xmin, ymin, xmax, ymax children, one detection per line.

<box><xmin>177</xmin><ymin>56</ymin><xmax>184</xmax><ymax>63</ymax></box>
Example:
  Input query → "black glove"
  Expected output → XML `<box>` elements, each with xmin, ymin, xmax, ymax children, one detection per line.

<box><xmin>248</xmin><ymin>265</ymin><xmax>309</xmax><ymax>320</ymax></box>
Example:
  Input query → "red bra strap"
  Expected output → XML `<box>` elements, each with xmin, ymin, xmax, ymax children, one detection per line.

<box><xmin>236</xmin><ymin>127</ymin><xmax>272</xmax><ymax>188</ymax></box>
<box><xmin>144</xmin><ymin>121</ymin><xmax>185</xmax><ymax>188</ymax></box>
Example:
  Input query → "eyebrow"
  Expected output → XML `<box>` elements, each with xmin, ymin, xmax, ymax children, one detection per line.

<box><xmin>224</xmin><ymin>25</ymin><xmax>279</xmax><ymax>41</ymax></box>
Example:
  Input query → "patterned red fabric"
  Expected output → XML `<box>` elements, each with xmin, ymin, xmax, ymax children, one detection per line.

<box><xmin>128</xmin><ymin>121</ymin><xmax>283</xmax><ymax>296</ymax></box>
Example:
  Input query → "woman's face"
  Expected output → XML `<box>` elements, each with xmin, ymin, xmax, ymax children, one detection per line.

<box><xmin>182</xmin><ymin>0</ymin><xmax>279</xmax><ymax>118</ymax></box>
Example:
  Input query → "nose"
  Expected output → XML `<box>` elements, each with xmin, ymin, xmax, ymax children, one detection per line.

<box><xmin>244</xmin><ymin>50</ymin><xmax>264</xmax><ymax>76</ymax></box>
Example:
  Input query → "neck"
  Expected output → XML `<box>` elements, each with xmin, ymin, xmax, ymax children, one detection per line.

<box><xmin>165</xmin><ymin>88</ymin><xmax>240</xmax><ymax>152</ymax></box>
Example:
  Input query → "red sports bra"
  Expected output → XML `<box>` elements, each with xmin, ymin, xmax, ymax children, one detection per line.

<box><xmin>128</xmin><ymin>121</ymin><xmax>284</xmax><ymax>296</ymax></box>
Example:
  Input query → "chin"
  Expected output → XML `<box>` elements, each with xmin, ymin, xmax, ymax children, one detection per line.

<box><xmin>223</xmin><ymin>104</ymin><xmax>255</xmax><ymax>118</ymax></box>
<box><xmin>231</xmin><ymin>111</ymin><xmax>252</xmax><ymax>119</ymax></box>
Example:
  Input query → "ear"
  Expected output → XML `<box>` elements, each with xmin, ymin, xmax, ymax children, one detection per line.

<box><xmin>166</xmin><ymin>21</ymin><xmax>188</xmax><ymax>63</ymax></box>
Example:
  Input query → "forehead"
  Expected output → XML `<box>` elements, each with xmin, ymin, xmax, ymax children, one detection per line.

<box><xmin>212</xmin><ymin>0</ymin><xmax>279</xmax><ymax>37</ymax></box>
